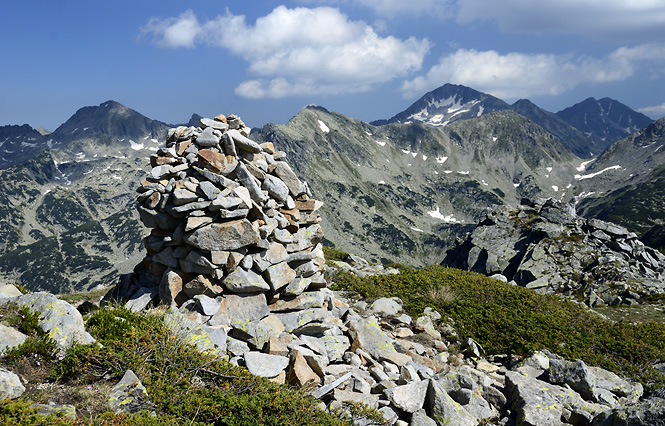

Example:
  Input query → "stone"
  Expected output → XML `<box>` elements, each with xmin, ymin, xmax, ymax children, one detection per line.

<box><xmin>164</xmin><ymin>310</ymin><xmax>227</xmax><ymax>356</ymax></box>
<box><xmin>311</xmin><ymin>372</ymin><xmax>352</xmax><ymax>399</ymax></box>
<box><xmin>195</xmin><ymin>126</ymin><xmax>220</xmax><ymax>147</ymax></box>
<box><xmin>368</xmin><ymin>297</ymin><xmax>403</xmax><ymax>317</ymax></box>
<box><xmin>183</xmin><ymin>275</ymin><xmax>223</xmax><ymax>298</ymax></box>
<box><xmin>198</xmin><ymin>149</ymin><xmax>236</xmax><ymax>175</ymax></box>
<box><xmin>223</xmin><ymin>268</ymin><xmax>271</xmax><ymax>293</ymax></box>
<box><xmin>0</xmin><ymin>368</ymin><xmax>25</xmax><ymax>400</ymax></box>
<box><xmin>262</xmin><ymin>174</ymin><xmax>289</xmax><ymax>202</ymax></box>
<box><xmin>30</xmin><ymin>403</ymin><xmax>77</xmax><ymax>419</ymax></box>
<box><xmin>235</xmin><ymin>162</ymin><xmax>267</xmax><ymax>202</ymax></box>
<box><xmin>209</xmin><ymin>293</ymin><xmax>269</xmax><ymax>326</ymax></box>
<box><xmin>16</xmin><ymin>292</ymin><xmax>95</xmax><ymax>355</ymax></box>
<box><xmin>384</xmin><ymin>379</ymin><xmax>429</xmax><ymax>413</ymax></box>
<box><xmin>0</xmin><ymin>284</ymin><xmax>22</xmax><ymax>304</ymax></box>
<box><xmin>348</xmin><ymin>316</ymin><xmax>397</xmax><ymax>359</ymax></box>
<box><xmin>194</xmin><ymin>294</ymin><xmax>221</xmax><ymax>316</ymax></box>
<box><xmin>264</xmin><ymin>262</ymin><xmax>297</xmax><ymax>292</ymax></box>
<box><xmin>159</xmin><ymin>269</ymin><xmax>187</xmax><ymax>306</ymax></box>
<box><xmin>185</xmin><ymin>215</ymin><xmax>214</xmax><ymax>232</ymax></box>
<box><xmin>125</xmin><ymin>286</ymin><xmax>158</xmax><ymax>312</ymax></box>
<box><xmin>184</xmin><ymin>219</ymin><xmax>259</xmax><ymax>251</ymax></box>
<box><xmin>288</xmin><ymin>349</ymin><xmax>321</xmax><ymax>389</ymax></box>
<box><xmin>333</xmin><ymin>389</ymin><xmax>380</xmax><ymax>410</ymax></box>
<box><xmin>268</xmin><ymin>290</ymin><xmax>326</xmax><ymax>312</ymax></box>
<box><xmin>0</xmin><ymin>324</ymin><xmax>28</xmax><ymax>356</ymax></box>
<box><xmin>426</xmin><ymin>379</ymin><xmax>478</xmax><ymax>426</ymax></box>
<box><xmin>283</xmin><ymin>277</ymin><xmax>312</xmax><ymax>296</ymax></box>
<box><xmin>230</xmin><ymin>318</ymin><xmax>278</xmax><ymax>350</ymax></box>
<box><xmin>410</xmin><ymin>410</ymin><xmax>438</xmax><ymax>426</ymax></box>
<box><xmin>244</xmin><ymin>351</ymin><xmax>289</xmax><ymax>378</ymax></box>
<box><xmin>592</xmin><ymin>397</ymin><xmax>665</xmax><ymax>426</ymax></box>
<box><xmin>108</xmin><ymin>370</ymin><xmax>154</xmax><ymax>414</ymax></box>
<box><xmin>200</xmin><ymin>117</ymin><xmax>229</xmax><ymax>131</ymax></box>
<box><xmin>227</xmin><ymin>129</ymin><xmax>261</xmax><ymax>153</ymax></box>
<box><xmin>273</xmin><ymin>161</ymin><xmax>304</xmax><ymax>196</ymax></box>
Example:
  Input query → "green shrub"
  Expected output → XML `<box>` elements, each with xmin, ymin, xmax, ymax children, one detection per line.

<box><xmin>332</xmin><ymin>266</ymin><xmax>665</xmax><ymax>390</ymax></box>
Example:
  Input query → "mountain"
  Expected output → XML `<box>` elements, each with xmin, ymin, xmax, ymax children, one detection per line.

<box><xmin>0</xmin><ymin>101</ymin><xmax>170</xmax><ymax>293</ymax></box>
<box><xmin>0</xmin><ymin>124</ymin><xmax>48</xmax><ymax>169</ymax></box>
<box><xmin>575</xmin><ymin>117</ymin><xmax>665</xmax><ymax>236</ymax></box>
<box><xmin>509</xmin><ymin>99</ymin><xmax>594</xmax><ymax>158</ymax></box>
<box><xmin>372</xmin><ymin>83</ymin><xmax>510</xmax><ymax>127</ymax></box>
<box><xmin>556</xmin><ymin>97</ymin><xmax>653</xmax><ymax>154</ymax></box>
<box><xmin>252</xmin><ymin>106</ymin><xmax>580</xmax><ymax>266</ymax></box>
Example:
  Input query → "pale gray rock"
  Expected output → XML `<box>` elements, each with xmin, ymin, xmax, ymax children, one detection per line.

<box><xmin>410</xmin><ymin>409</ymin><xmax>438</xmax><ymax>426</ymax></box>
<box><xmin>591</xmin><ymin>397</ymin><xmax>665</xmax><ymax>426</ymax></box>
<box><xmin>264</xmin><ymin>261</ymin><xmax>296</xmax><ymax>292</ymax></box>
<box><xmin>198</xmin><ymin>181</ymin><xmax>223</xmax><ymax>200</ymax></box>
<box><xmin>235</xmin><ymin>162</ymin><xmax>267</xmax><ymax>202</ymax></box>
<box><xmin>16</xmin><ymin>292</ymin><xmax>95</xmax><ymax>354</ymax></box>
<box><xmin>368</xmin><ymin>297</ymin><xmax>402</xmax><ymax>317</ymax></box>
<box><xmin>244</xmin><ymin>351</ymin><xmax>289</xmax><ymax>378</ymax></box>
<box><xmin>283</xmin><ymin>277</ymin><xmax>312</xmax><ymax>296</ymax></box>
<box><xmin>223</xmin><ymin>268</ymin><xmax>271</xmax><ymax>293</ymax></box>
<box><xmin>311</xmin><ymin>372</ymin><xmax>352</xmax><ymax>399</ymax></box>
<box><xmin>209</xmin><ymin>293</ymin><xmax>269</xmax><ymax>326</ymax></box>
<box><xmin>194</xmin><ymin>294</ymin><xmax>221</xmax><ymax>316</ymax></box>
<box><xmin>426</xmin><ymin>379</ymin><xmax>478</xmax><ymax>426</ymax></box>
<box><xmin>0</xmin><ymin>368</ymin><xmax>25</xmax><ymax>400</ymax></box>
<box><xmin>0</xmin><ymin>284</ymin><xmax>22</xmax><ymax>304</ymax></box>
<box><xmin>0</xmin><ymin>324</ymin><xmax>28</xmax><ymax>356</ymax></box>
<box><xmin>195</xmin><ymin>127</ymin><xmax>220</xmax><ymax>147</ymax></box>
<box><xmin>184</xmin><ymin>219</ymin><xmax>259</xmax><ymax>251</ymax></box>
<box><xmin>273</xmin><ymin>161</ymin><xmax>304</xmax><ymax>196</ymax></box>
<box><xmin>125</xmin><ymin>286</ymin><xmax>158</xmax><ymax>312</ymax></box>
<box><xmin>200</xmin><ymin>117</ymin><xmax>229</xmax><ymax>131</ymax></box>
<box><xmin>262</xmin><ymin>174</ymin><xmax>289</xmax><ymax>202</ymax></box>
<box><xmin>384</xmin><ymin>379</ymin><xmax>429</xmax><ymax>413</ymax></box>
<box><xmin>347</xmin><ymin>315</ymin><xmax>397</xmax><ymax>359</ymax></box>
<box><xmin>164</xmin><ymin>310</ymin><xmax>227</xmax><ymax>356</ymax></box>
<box><xmin>228</xmin><ymin>129</ymin><xmax>261</xmax><ymax>153</ymax></box>
<box><xmin>108</xmin><ymin>370</ymin><xmax>154</xmax><ymax>415</ymax></box>
<box><xmin>30</xmin><ymin>403</ymin><xmax>77</xmax><ymax>419</ymax></box>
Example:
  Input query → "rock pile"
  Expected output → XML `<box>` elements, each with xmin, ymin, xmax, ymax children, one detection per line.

<box><xmin>443</xmin><ymin>198</ymin><xmax>665</xmax><ymax>307</ymax></box>
<box><xmin>111</xmin><ymin>114</ymin><xmax>326</xmax><ymax>310</ymax></box>
<box><xmin>4</xmin><ymin>281</ymin><xmax>662</xmax><ymax>425</ymax></box>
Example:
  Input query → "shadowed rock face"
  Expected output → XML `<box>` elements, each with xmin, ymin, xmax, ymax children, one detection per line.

<box><xmin>443</xmin><ymin>197</ymin><xmax>665</xmax><ymax>307</ymax></box>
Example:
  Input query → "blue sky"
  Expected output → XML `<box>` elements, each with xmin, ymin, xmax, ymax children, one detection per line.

<box><xmin>2</xmin><ymin>0</ymin><xmax>665</xmax><ymax>131</ymax></box>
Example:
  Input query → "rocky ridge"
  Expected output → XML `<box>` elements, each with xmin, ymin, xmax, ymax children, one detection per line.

<box><xmin>2</xmin><ymin>275</ymin><xmax>664</xmax><ymax>425</ymax></box>
<box><xmin>443</xmin><ymin>198</ymin><xmax>665</xmax><ymax>307</ymax></box>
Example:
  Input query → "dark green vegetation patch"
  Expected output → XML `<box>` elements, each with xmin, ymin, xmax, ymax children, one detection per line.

<box><xmin>333</xmin><ymin>266</ymin><xmax>665</xmax><ymax>391</ymax></box>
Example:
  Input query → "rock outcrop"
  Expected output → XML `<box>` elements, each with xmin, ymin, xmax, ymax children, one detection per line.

<box><xmin>105</xmin><ymin>114</ymin><xmax>326</xmax><ymax>310</ymax></box>
<box><xmin>443</xmin><ymin>198</ymin><xmax>665</xmax><ymax>306</ymax></box>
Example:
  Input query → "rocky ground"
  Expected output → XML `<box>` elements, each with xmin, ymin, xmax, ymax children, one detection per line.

<box><xmin>2</xmin><ymin>260</ymin><xmax>665</xmax><ymax>426</ymax></box>
<box><xmin>443</xmin><ymin>197</ymin><xmax>665</xmax><ymax>308</ymax></box>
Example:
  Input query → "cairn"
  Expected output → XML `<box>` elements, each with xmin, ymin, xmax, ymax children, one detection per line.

<box><xmin>115</xmin><ymin>114</ymin><xmax>325</xmax><ymax>308</ymax></box>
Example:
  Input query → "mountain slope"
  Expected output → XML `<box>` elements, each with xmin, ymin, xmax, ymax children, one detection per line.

<box><xmin>0</xmin><ymin>101</ymin><xmax>170</xmax><ymax>293</ymax></box>
<box><xmin>510</xmin><ymin>99</ymin><xmax>594</xmax><ymax>158</ymax></box>
<box><xmin>0</xmin><ymin>124</ymin><xmax>48</xmax><ymax>169</ymax></box>
<box><xmin>373</xmin><ymin>83</ymin><xmax>510</xmax><ymax>127</ymax></box>
<box><xmin>253</xmin><ymin>106</ymin><xmax>581</xmax><ymax>266</ymax></box>
<box><xmin>556</xmin><ymin>97</ymin><xmax>653</xmax><ymax>154</ymax></box>
<box><xmin>575</xmin><ymin>117</ymin><xmax>665</xmax><ymax>235</ymax></box>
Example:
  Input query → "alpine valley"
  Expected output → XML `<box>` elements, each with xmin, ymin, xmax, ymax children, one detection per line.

<box><xmin>0</xmin><ymin>84</ymin><xmax>662</xmax><ymax>294</ymax></box>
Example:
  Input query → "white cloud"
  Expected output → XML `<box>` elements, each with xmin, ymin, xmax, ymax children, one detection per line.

<box><xmin>402</xmin><ymin>44</ymin><xmax>665</xmax><ymax>100</ymax></box>
<box><xmin>639</xmin><ymin>103</ymin><xmax>665</xmax><ymax>119</ymax></box>
<box><xmin>141</xmin><ymin>10</ymin><xmax>201</xmax><ymax>48</ymax></box>
<box><xmin>456</xmin><ymin>0</ymin><xmax>665</xmax><ymax>41</ymax></box>
<box><xmin>141</xmin><ymin>6</ymin><xmax>430</xmax><ymax>98</ymax></box>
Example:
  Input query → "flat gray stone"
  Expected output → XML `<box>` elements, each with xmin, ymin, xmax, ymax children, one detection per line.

<box><xmin>0</xmin><ymin>324</ymin><xmax>28</xmax><ymax>356</ymax></box>
<box><xmin>0</xmin><ymin>368</ymin><xmax>25</xmax><ymax>400</ymax></box>
<box><xmin>108</xmin><ymin>369</ymin><xmax>153</xmax><ymax>414</ymax></box>
<box><xmin>164</xmin><ymin>310</ymin><xmax>227</xmax><ymax>356</ymax></box>
<box><xmin>196</xmin><ymin>127</ymin><xmax>220</xmax><ymax>147</ymax></box>
<box><xmin>244</xmin><ymin>351</ymin><xmax>289</xmax><ymax>378</ymax></box>
<box><xmin>426</xmin><ymin>379</ymin><xmax>477</xmax><ymax>426</ymax></box>
<box><xmin>264</xmin><ymin>262</ymin><xmax>296</xmax><ymax>292</ymax></box>
<box><xmin>184</xmin><ymin>219</ymin><xmax>259</xmax><ymax>251</ymax></box>
<box><xmin>228</xmin><ymin>129</ymin><xmax>261</xmax><ymax>153</ymax></box>
<box><xmin>273</xmin><ymin>161</ymin><xmax>304</xmax><ymax>196</ymax></box>
<box><xmin>200</xmin><ymin>117</ymin><xmax>229</xmax><ymax>131</ymax></box>
<box><xmin>194</xmin><ymin>294</ymin><xmax>221</xmax><ymax>316</ymax></box>
<box><xmin>262</xmin><ymin>174</ymin><xmax>289</xmax><ymax>202</ymax></box>
<box><xmin>209</xmin><ymin>293</ymin><xmax>270</xmax><ymax>326</ymax></box>
<box><xmin>235</xmin><ymin>163</ymin><xmax>267</xmax><ymax>202</ymax></box>
<box><xmin>223</xmin><ymin>268</ymin><xmax>271</xmax><ymax>293</ymax></box>
<box><xmin>384</xmin><ymin>379</ymin><xmax>429</xmax><ymax>413</ymax></box>
<box><xmin>16</xmin><ymin>292</ymin><xmax>95</xmax><ymax>355</ymax></box>
<box><xmin>348</xmin><ymin>315</ymin><xmax>397</xmax><ymax>359</ymax></box>
<box><xmin>368</xmin><ymin>297</ymin><xmax>403</xmax><ymax>317</ymax></box>
<box><xmin>125</xmin><ymin>287</ymin><xmax>158</xmax><ymax>313</ymax></box>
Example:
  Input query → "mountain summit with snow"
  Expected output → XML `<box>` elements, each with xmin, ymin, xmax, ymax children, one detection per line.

<box><xmin>373</xmin><ymin>83</ymin><xmax>510</xmax><ymax>127</ymax></box>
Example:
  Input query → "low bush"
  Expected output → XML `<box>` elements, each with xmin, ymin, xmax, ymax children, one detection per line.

<box><xmin>332</xmin><ymin>265</ymin><xmax>665</xmax><ymax>391</ymax></box>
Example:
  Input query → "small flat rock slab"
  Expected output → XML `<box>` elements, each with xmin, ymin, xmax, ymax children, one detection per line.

<box><xmin>384</xmin><ymin>380</ymin><xmax>429</xmax><ymax>413</ymax></box>
<box><xmin>244</xmin><ymin>351</ymin><xmax>289</xmax><ymax>378</ymax></box>
<box><xmin>209</xmin><ymin>293</ymin><xmax>269</xmax><ymax>327</ymax></box>
<box><xmin>30</xmin><ymin>403</ymin><xmax>77</xmax><ymax>419</ymax></box>
<box><xmin>108</xmin><ymin>370</ymin><xmax>152</xmax><ymax>414</ymax></box>
<box><xmin>0</xmin><ymin>368</ymin><xmax>25</xmax><ymax>400</ymax></box>
<box><xmin>184</xmin><ymin>219</ymin><xmax>259</xmax><ymax>251</ymax></box>
<box><xmin>223</xmin><ymin>268</ymin><xmax>270</xmax><ymax>293</ymax></box>
<box><xmin>0</xmin><ymin>324</ymin><xmax>28</xmax><ymax>356</ymax></box>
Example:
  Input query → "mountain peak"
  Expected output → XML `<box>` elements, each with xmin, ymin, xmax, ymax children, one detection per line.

<box><xmin>374</xmin><ymin>83</ymin><xmax>510</xmax><ymax>127</ymax></box>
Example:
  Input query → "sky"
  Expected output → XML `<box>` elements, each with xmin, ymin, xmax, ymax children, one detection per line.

<box><xmin>2</xmin><ymin>0</ymin><xmax>665</xmax><ymax>132</ymax></box>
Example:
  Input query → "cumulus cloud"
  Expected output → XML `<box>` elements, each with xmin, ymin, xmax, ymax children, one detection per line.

<box><xmin>456</xmin><ymin>0</ymin><xmax>665</xmax><ymax>41</ymax></box>
<box><xmin>402</xmin><ymin>44</ymin><xmax>665</xmax><ymax>100</ymax></box>
<box><xmin>141</xmin><ymin>6</ymin><xmax>430</xmax><ymax>98</ymax></box>
<box><xmin>638</xmin><ymin>104</ymin><xmax>665</xmax><ymax>119</ymax></box>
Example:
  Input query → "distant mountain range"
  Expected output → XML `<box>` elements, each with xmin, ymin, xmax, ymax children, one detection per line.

<box><xmin>372</xmin><ymin>83</ymin><xmax>653</xmax><ymax>158</ymax></box>
<box><xmin>0</xmin><ymin>85</ymin><xmax>661</xmax><ymax>293</ymax></box>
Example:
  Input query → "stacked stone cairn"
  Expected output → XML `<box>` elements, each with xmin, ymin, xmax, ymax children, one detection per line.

<box><xmin>126</xmin><ymin>113</ymin><xmax>326</xmax><ymax>307</ymax></box>
<box><xmin>97</xmin><ymin>116</ymin><xmax>659</xmax><ymax>426</ymax></box>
